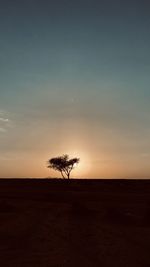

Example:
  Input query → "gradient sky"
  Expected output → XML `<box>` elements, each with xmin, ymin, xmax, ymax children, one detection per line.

<box><xmin>0</xmin><ymin>0</ymin><xmax>150</xmax><ymax>178</ymax></box>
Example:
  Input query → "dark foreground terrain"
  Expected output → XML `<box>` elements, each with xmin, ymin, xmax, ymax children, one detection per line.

<box><xmin>0</xmin><ymin>179</ymin><xmax>150</xmax><ymax>267</ymax></box>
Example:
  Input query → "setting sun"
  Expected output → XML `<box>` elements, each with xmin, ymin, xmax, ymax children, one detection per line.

<box><xmin>64</xmin><ymin>150</ymin><xmax>91</xmax><ymax>178</ymax></box>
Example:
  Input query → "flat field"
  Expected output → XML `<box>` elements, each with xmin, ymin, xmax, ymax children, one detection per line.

<box><xmin>0</xmin><ymin>179</ymin><xmax>150</xmax><ymax>267</ymax></box>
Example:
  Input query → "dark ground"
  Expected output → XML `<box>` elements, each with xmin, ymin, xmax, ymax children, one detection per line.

<box><xmin>0</xmin><ymin>178</ymin><xmax>150</xmax><ymax>267</ymax></box>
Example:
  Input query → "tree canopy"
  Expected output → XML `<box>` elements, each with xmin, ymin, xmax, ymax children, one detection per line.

<box><xmin>47</xmin><ymin>154</ymin><xmax>80</xmax><ymax>179</ymax></box>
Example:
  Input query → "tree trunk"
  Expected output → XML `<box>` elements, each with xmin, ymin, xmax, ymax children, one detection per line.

<box><xmin>60</xmin><ymin>171</ymin><xmax>65</xmax><ymax>179</ymax></box>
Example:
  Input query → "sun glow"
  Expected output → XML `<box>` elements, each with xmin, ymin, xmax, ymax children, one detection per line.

<box><xmin>65</xmin><ymin>150</ymin><xmax>91</xmax><ymax>178</ymax></box>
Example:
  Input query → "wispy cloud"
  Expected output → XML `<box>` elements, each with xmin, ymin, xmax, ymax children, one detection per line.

<box><xmin>0</xmin><ymin>118</ymin><xmax>9</xmax><ymax>122</ymax></box>
<box><xmin>0</xmin><ymin>110</ymin><xmax>12</xmax><ymax>133</ymax></box>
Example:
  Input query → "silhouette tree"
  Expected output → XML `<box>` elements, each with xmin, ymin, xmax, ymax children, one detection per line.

<box><xmin>47</xmin><ymin>154</ymin><xmax>80</xmax><ymax>179</ymax></box>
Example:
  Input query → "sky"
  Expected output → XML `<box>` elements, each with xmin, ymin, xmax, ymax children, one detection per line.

<box><xmin>0</xmin><ymin>0</ymin><xmax>150</xmax><ymax>178</ymax></box>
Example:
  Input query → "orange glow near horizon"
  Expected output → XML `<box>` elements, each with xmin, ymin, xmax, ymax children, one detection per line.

<box><xmin>0</xmin><ymin>122</ymin><xmax>150</xmax><ymax>179</ymax></box>
<box><xmin>65</xmin><ymin>150</ymin><xmax>92</xmax><ymax>178</ymax></box>
<box><xmin>0</xmin><ymin>144</ymin><xmax>150</xmax><ymax>179</ymax></box>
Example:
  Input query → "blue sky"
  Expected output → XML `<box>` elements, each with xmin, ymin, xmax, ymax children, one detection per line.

<box><xmin>0</xmin><ymin>0</ymin><xmax>150</xmax><ymax>178</ymax></box>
